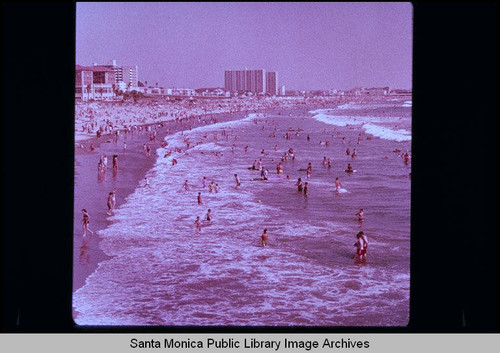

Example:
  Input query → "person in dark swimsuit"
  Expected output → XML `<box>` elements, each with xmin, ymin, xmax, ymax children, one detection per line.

<box><xmin>81</xmin><ymin>209</ymin><xmax>94</xmax><ymax>237</ymax></box>
<box><xmin>296</xmin><ymin>178</ymin><xmax>303</xmax><ymax>192</ymax></box>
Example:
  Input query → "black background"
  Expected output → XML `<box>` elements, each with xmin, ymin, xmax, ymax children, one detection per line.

<box><xmin>1</xmin><ymin>2</ymin><xmax>498</xmax><ymax>333</ymax></box>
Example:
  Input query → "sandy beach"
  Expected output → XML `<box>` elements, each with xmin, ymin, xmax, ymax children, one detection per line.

<box><xmin>73</xmin><ymin>95</ymin><xmax>412</xmax><ymax>325</ymax></box>
<box><xmin>73</xmin><ymin>97</ymin><xmax>338</xmax><ymax>307</ymax></box>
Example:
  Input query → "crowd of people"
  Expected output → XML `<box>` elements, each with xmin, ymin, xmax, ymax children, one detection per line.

<box><xmin>78</xmin><ymin>95</ymin><xmax>411</xmax><ymax>264</ymax></box>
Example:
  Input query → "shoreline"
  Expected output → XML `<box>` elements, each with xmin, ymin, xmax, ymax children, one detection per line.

<box><xmin>71</xmin><ymin>98</ymin><xmax>401</xmax><ymax>321</ymax></box>
<box><xmin>72</xmin><ymin>105</ymin><xmax>300</xmax><ymax>320</ymax></box>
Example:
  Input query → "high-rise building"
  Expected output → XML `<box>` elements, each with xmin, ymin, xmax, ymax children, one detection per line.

<box><xmin>225</xmin><ymin>69</ymin><xmax>268</xmax><ymax>94</ymax></box>
<box><xmin>100</xmin><ymin>59</ymin><xmax>139</xmax><ymax>90</ymax></box>
<box><xmin>265</xmin><ymin>71</ymin><xmax>278</xmax><ymax>96</ymax></box>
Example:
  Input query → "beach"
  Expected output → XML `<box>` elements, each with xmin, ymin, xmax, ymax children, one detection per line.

<box><xmin>73</xmin><ymin>95</ymin><xmax>411</xmax><ymax>326</ymax></box>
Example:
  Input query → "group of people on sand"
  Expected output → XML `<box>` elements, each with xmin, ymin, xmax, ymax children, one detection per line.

<box><xmin>77</xmin><ymin>99</ymin><xmax>396</xmax><ymax>265</ymax></box>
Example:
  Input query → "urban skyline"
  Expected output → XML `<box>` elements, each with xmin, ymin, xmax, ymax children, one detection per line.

<box><xmin>76</xmin><ymin>2</ymin><xmax>412</xmax><ymax>91</ymax></box>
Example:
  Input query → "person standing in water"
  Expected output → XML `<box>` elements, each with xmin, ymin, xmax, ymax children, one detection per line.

<box><xmin>296</xmin><ymin>178</ymin><xmax>303</xmax><ymax>192</ymax></box>
<box><xmin>194</xmin><ymin>216</ymin><xmax>202</xmax><ymax>232</ymax></box>
<box><xmin>353</xmin><ymin>231</ymin><xmax>368</xmax><ymax>261</ymax></box>
<box><xmin>81</xmin><ymin>209</ymin><xmax>94</xmax><ymax>237</ymax></box>
<box><xmin>205</xmin><ymin>209</ymin><xmax>212</xmax><ymax>222</ymax></box>
<box><xmin>335</xmin><ymin>177</ymin><xmax>342</xmax><ymax>192</ymax></box>
<box><xmin>234</xmin><ymin>174</ymin><xmax>241</xmax><ymax>189</ymax></box>
<box><xmin>261</xmin><ymin>228</ymin><xmax>269</xmax><ymax>247</ymax></box>
<box><xmin>106</xmin><ymin>190</ymin><xmax>116</xmax><ymax>215</ymax></box>
<box><xmin>197</xmin><ymin>192</ymin><xmax>203</xmax><ymax>205</ymax></box>
<box><xmin>304</xmin><ymin>182</ymin><xmax>309</xmax><ymax>197</ymax></box>
<box><xmin>356</xmin><ymin>208</ymin><xmax>364</xmax><ymax>221</ymax></box>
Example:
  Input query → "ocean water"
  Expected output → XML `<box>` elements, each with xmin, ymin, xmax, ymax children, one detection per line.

<box><xmin>73</xmin><ymin>98</ymin><xmax>412</xmax><ymax>326</ymax></box>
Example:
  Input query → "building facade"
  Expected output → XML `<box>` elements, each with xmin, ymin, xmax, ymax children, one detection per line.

<box><xmin>265</xmin><ymin>71</ymin><xmax>278</xmax><ymax>96</ymax></box>
<box><xmin>225</xmin><ymin>69</ymin><xmax>270</xmax><ymax>94</ymax></box>
<box><xmin>75</xmin><ymin>65</ymin><xmax>116</xmax><ymax>101</ymax></box>
<box><xmin>100</xmin><ymin>59</ymin><xmax>139</xmax><ymax>91</ymax></box>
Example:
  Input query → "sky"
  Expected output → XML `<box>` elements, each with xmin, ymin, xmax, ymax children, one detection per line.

<box><xmin>76</xmin><ymin>2</ymin><xmax>412</xmax><ymax>91</ymax></box>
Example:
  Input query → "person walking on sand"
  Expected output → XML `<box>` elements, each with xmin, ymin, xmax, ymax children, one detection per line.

<box><xmin>261</xmin><ymin>228</ymin><xmax>269</xmax><ymax>247</ymax></box>
<box><xmin>353</xmin><ymin>231</ymin><xmax>368</xmax><ymax>261</ymax></box>
<box><xmin>81</xmin><ymin>209</ymin><xmax>94</xmax><ymax>237</ymax></box>
<box><xmin>144</xmin><ymin>177</ymin><xmax>151</xmax><ymax>188</ymax></box>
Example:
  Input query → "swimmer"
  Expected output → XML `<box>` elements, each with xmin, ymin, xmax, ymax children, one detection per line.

<box><xmin>263</xmin><ymin>168</ymin><xmax>269</xmax><ymax>180</ymax></box>
<box><xmin>346</xmin><ymin>148</ymin><xmax>350</xmax><ymax>155</ymax></box>
<box><xmin>351</xmin><ymin>149</ymin><xmax>357</xmax><ymax>158</ymax></box>
<box><xmin>353</xmin><ymin>231</ymin><xmax>368</xmax><ymax>261</ymax></box>
<box><xmin>322</xmin><ymin>156</ymin><xmax>327</xmax><ymax>166</ymax></box>
<box><xmin>345</xmin><ymin>163</ymin><xmax>353</xmax><ymax>173</ymax></box>
<box><xmin>194</xmin><ymin>216</ymin><xmax>202</xmax><ymax>231</ymax></box>
<box><xmin>261</xmin><ymin>228</ymin><xmax>269</xmax><ymax>247</ymax></box>
<box><xmin>355</xmin><ymin>208</ymin><xmax>364</xmax><ymax>221</ymax></box>
<box><xmin>404</xmin><ymin>152</ymin><xmax>410</xmax><ymax>164</ymax></box>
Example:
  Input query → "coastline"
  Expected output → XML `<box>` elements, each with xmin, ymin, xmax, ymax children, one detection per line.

<box><xmin>72</xmin><ymin>97</ymin><xmax>403</xmax><ymax>322</ymax></box>
<box><xmin>72</xmin><ymin>101</ymin><xmax>331</xmax><ymax>285</ymax></box>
